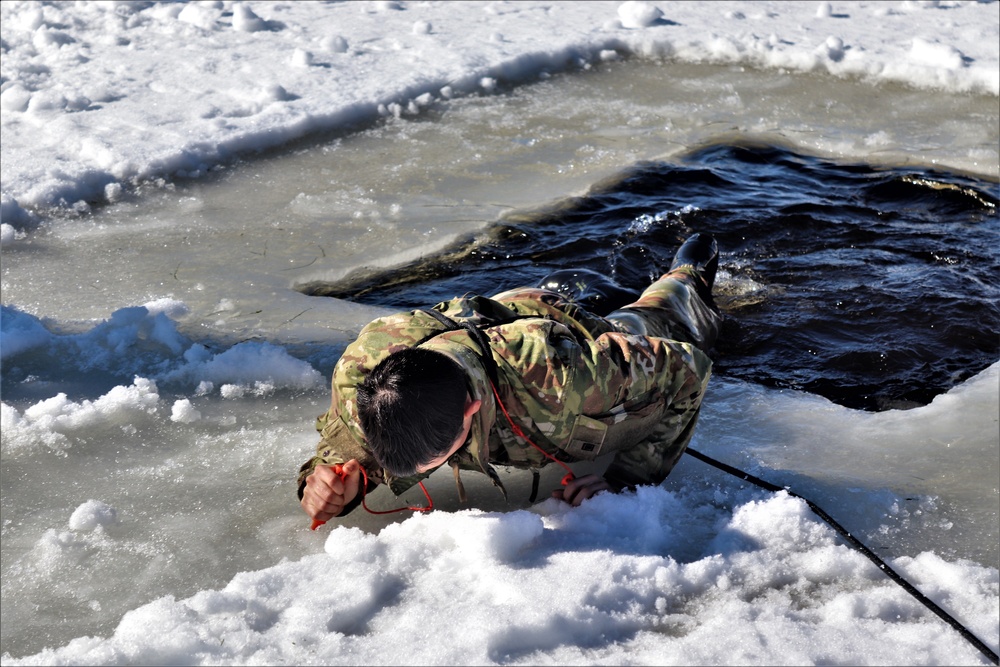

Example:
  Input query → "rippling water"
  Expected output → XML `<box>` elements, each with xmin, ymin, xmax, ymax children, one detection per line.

<box><xmin>302</xmin><ymin>143</ymin><xmax>1000</xmax><ymax>411</ymax></box>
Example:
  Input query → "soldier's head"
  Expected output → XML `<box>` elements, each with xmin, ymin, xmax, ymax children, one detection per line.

<box><xmin>357</xmin><ymin>347</ymin><xmax>481</xmax><ymax>477</ymax></box>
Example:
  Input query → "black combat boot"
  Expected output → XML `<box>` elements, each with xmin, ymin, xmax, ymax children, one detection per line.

<box><xmin>669</xmin><ymin>233</ymin><xmax>719</xmax><ymax>310</ymax></box>
<box><xmin>670</xmin><ymin>233</ymin><xmax>718</xmax><ymax>288</ymax></box>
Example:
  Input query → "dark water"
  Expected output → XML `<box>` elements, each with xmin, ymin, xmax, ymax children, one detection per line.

<box><xmin>302</xmin><ymin>143</ymin><xmax>1000</xmax><ymax>411</ymax></box>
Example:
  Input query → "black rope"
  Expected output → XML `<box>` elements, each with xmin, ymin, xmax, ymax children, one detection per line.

<box><xmin>685</xmin><ymin>447</ymin><xmax>999</xmax><ymax>666</ymax></box>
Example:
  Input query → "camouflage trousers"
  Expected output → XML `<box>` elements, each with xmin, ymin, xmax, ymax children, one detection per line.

<box><xmin>606</xmin><ymin>266</ymin><xmax>721</xmax><ymax>353</ymax></box>
<box><xmin>604</xmin><ymin>267</ymin><xmax>721</xmax><ymax>486</ymax></box>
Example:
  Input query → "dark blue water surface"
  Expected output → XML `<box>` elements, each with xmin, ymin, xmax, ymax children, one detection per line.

<box><xmin>303</xmin><ymin>144</ymin><xmax>1000</xmax><ymax>411</ymax></box>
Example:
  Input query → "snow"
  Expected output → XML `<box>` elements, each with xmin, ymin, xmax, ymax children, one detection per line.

<box><xmin>5</xmin><ymin>473</ymin><xmax>1000</xmax><ymax>665</ymax></box>
<box><xmin>618</xmin><ymin>0</ymin><xmax>665</xmax><ymax>28</ymax></box>
<box><xmin>1</xmin><ymin>2</ymin><xmax>998</xmax><ymax>665</ymax></box>
<box><xmin>1</xmin><ymin>302</ymin><xmax>997</xmax><ymax>665</ymax></box>
<box><xmin>1</xmin><ymin>1</ymin><xmax>997</xmax><ymax>228</ymax></box>
<box><xmin>67</xmin><ymin>500</ymin><xmax>118</xmax><ymax>532</ymax></box>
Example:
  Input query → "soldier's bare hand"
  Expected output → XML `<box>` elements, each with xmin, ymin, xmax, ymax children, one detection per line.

<box><xmin>551</xmin><ymin>473</ymin><xmax>613</xmax><ymax>506</ymax></box>
<box><xmin>301</xmin><ymin>460</ymin><xmax>361</xmax><ymax>522</ymax></box>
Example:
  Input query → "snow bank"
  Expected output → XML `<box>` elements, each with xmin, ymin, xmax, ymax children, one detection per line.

<box><xmin>1</xmin><ymin>302</ymin><xmax>323</xmax><ymax>454</ymax></box>
<box><xmin>4</xmin><ymin>489</ymin><xmax>996</xmax><ymax>666</ymax></box>
<box><xmin>1</xmin><ymin>1</ymin><xmax>997</xmax><ymax>223</ymax></box>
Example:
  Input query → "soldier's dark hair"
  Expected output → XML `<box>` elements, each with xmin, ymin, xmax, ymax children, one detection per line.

<box><xmin>356</xmin><ymin>347</ymin><xmax>469</xmax><ymax>478</ymax></box>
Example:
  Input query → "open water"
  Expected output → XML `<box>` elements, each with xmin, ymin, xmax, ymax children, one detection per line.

<box><xmin>303</xmin><ymin>142</ymin><xmax>1000</xmax><ymax>412</ymax></box>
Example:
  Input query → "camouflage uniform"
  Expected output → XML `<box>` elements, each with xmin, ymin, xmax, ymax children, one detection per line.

<box><xmin>297</xmin><ymin>267</ymin><xmax>720</xmax><ymax>512</ymax></box>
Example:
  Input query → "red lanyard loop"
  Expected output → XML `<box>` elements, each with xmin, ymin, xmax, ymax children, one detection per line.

<box><xmin>310</xmin><ymin>464</ymin><xmax>433</xmax><ymax>530</ymax></box>
<box><xmin>488</xmin><ymin>380</ymin><xmax>575</xmax><ymax>486</ymax></box>
<box><xmin>358</xmin><ymin>465</ymin><xmax>434</xmax><ymax>515</ymax></box>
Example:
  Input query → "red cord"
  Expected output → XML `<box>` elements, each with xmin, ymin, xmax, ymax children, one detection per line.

<box><xmin>488</xmin><ymin>380</ymin><xmax>575</xmax><ymax>486</ymax></box>
<box><xmin>358</xmin><ymin>466</ymin><xmax>434</xmax><ymax>515</ymax></box>
<box><xmin>311</xmin><ymin>463</ymin><xmax>433</xmax><ymax>529</ymax></box>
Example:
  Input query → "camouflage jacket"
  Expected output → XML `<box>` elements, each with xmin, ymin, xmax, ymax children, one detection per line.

<box><xmin>297</xmin><ymin>288</ymin><xmax>712</xmax><ymax>510</ymax></box>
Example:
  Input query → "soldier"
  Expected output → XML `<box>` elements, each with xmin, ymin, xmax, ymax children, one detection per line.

<box><xmin>299</xmin><ymin>233</ymin><xmax>722</xmax><ymax>523</ymax></box>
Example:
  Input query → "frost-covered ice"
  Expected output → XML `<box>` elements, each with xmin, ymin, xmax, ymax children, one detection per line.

<box><xmin>1</xmin><ymin>2</ymin><xmax>999</xmax><ymax>665</ymax></box>
<box><xmin>3</xmin><ymin>317</ymin><xmax>998</xmax><ymax>664</ymax></box>
<box><xmin>8</xmin><ymin>485</ymin><xmax>1000</xmax><ymax>666</ymax></box>
<box><xmin>2</xmin><ymin>0</ymin><xmax>997</xmax><ymax>231</ymax></box>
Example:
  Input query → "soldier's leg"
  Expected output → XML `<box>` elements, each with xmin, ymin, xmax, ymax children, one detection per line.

<box><xmin>606</xmin><ymin>233</ymin><xmax>722</xmax><ymax>353</ymax></box>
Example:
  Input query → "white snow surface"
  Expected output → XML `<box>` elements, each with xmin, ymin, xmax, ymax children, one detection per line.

<box><xmin>1</xmin><ymin>0</ymin><xmax>998</xmax><ymax>225</ymax></box>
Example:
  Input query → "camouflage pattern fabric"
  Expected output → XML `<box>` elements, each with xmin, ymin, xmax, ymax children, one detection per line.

<box><xmin>297</xmin><ymin>267</ymin><xmax>719</xmax><ymax>509</ymax></box>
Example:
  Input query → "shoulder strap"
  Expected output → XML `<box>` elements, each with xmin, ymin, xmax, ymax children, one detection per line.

<box><xmin>416</xmin><ymin>307</ymin><xmax>502</xmax><ymax>388</ymax></box>
<box><xmin>459</xmin><ymin>321</ymin><xmax>500</xmax><ymax>388</ymax></box>
<box><xmin>418</xmin><ymin>307</ymin><xmax>570</xmax><ymax>498</ymax></box>
<box><xmin>418</xmin><ymin>308</ymin><xmax>511</xmax><ymax>501</ymax></box>
<box><xmin>418</xmin><ymin>306</ymin><xmax>461</xmax><ymax>332</ymax></box>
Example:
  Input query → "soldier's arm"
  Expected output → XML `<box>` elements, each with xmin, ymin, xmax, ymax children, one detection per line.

<box><xmin>574</xmin><ymin>331</ymin><xmax>712</xmax><ymax>489</ymax></box>
<box><xmin>296</xmin><ymin>408</ymin><xmax>380</xmax><ymax>517</ymax></box>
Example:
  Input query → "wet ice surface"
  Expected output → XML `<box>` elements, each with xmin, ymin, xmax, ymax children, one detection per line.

<box><xmin>2</xmin><ymin>9</ymin><xmax>999</xmax><ymax>666</ymax></box>
<box><xmin>4</xmin><ymin>59</ymin><xmax>998</xmax><ymax>338</ymax></box>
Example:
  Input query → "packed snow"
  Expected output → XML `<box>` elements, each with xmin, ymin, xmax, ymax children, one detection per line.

<box><xmin>2</xmin><ymin>0</ymin><xmax>998</xmax><ymax>237</ymax></box>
